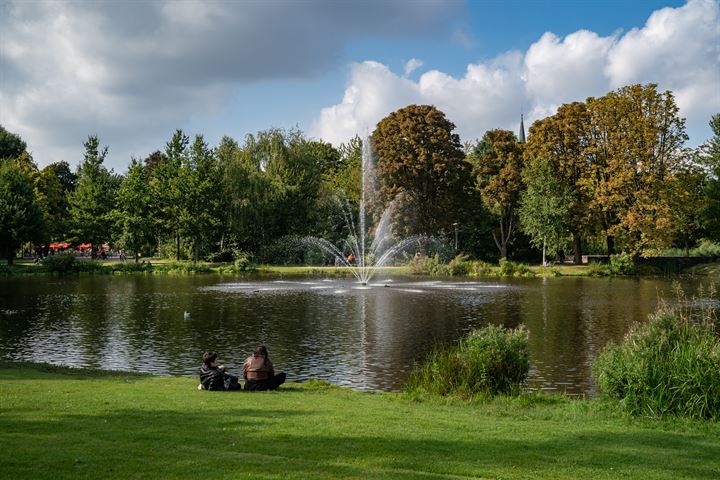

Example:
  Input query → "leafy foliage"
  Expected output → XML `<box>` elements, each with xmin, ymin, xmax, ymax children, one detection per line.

<box><xmin>0</xmin><ymin>161</ymin><xmax>44</xmax><ymax>263</ymax></box>
<box><xmin>406</xmin><ymin>324</ymin><xmax>530</xmax><ymax>397</ymax></box>
<box><xmin>371</xmin><ymin>105</ymin><xmax>473</xmax><ymax>237</ymax></box>
<box><xmin>469</xmin><ymin>129</ymin><xmax>525</xmax><ymax>259</ymax></box>
<box><xmin>67</xmin><ymin>135</ymin><xmax>117</xmax><ymax>256</ymax></box>
<box><xmin>593</xmin><ymin>289</ymin><xmax>720</xmax><ymax>419</ymax></box>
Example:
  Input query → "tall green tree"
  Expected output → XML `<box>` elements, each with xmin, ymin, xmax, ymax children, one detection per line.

<box><xmin>181</xmin><ymin>135</ymin><xmax>221</xmax><ymax>261</ymax></box>
<box><xmin>114</xmin><ymin>158</ymin><xmax>156</xmax><ymax>261</ymax></box>
<box><xmin>469</xmin><ymin>129</ymin><xmax>525</xmax><ymax>259</ymax></box>
<box><xmin>0</xmin><ymin>162</ymin><xmax>44</xmax><ymax>264</ymax></box>
<box><xmin>152</xmin><ymin>130</ymin><xmax>188</xmax><ymax>260</ymax></box>
<box><xmin>67</xmin><ymin>135</ymin><xmax>117</xmax><ymax>258</ymax></box>
<box><xmin>518</xmin><ymin>158</ymin><xmax>572</xmax><ymax>265</ymax></box>
<box><xmin>699</xmin><ymin>113</ymin><xmax>720</xmax><ymax>241</ymax></box>
<box><xmin>371</xmin><ymin>104</ymin><xmax>473</xmax><ymax>237</ymax></box>
<box><xmin>0</xmin><ymin>125</ymin><xmax>27</xmax><ymax>161</ymax></box>
<box><xmin>524</xmin><ymin>102</ymin><xmax>593</xmax><ymax>264</ymax></box>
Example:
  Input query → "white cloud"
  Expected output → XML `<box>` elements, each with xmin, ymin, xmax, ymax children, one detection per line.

<box><xmin>0</xmin><ymin>0</ymin><xmax>459</xmax><ymax>170</ymax></box>
<box><xmin>313</xmin><ymin>0</ymin><xmax>720</xmax><ymax>147</ymax></box>
<box><xmin>403</xmin><ymin>58</ymin><xmax>424</xmax><ymax>77</ymax></box>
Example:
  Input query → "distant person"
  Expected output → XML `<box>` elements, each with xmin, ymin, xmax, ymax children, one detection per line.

<box><xmin>243</xmin><ymin>345</ymin><xmax>286</xmax><ymax>391</ymax></box>
<box><xmin>199</xmin><ymin>351</ymin><xmax>241</xmax><ymax>391</ymax></box>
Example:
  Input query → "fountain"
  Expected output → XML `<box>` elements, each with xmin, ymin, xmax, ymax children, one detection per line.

<box><xmin>302</xmin><ymin>137</ymin><xmax>428</xmax><ymax>285</ymax></box>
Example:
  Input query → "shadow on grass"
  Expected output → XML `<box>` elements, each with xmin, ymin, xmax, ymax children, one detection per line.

<box><xmin>1</xmin><ymin>406</ymin><xmax>717</xmax><ymax>479</ymax></box>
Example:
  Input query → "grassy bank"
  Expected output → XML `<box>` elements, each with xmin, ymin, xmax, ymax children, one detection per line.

<box><xmin>1</xmin><ymin>364</ymin><xmax>718</xmax><ymax>479</ymax></box>
<box><xmin>2</xmin><ymin>258</ymin><xmax>717</xmax><ymax>278</ymax></box>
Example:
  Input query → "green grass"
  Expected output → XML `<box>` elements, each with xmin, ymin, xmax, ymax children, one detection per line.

<box><xmin>1</xmin><ymin>364</ymin><xmax>718</xmax><ymax>479</ymax></box>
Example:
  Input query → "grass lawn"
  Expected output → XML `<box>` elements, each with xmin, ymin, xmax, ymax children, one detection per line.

<box><xmin>1</xmin><ymin>365</ymin><xmax>718</xmax><ymax>479</ymax></box>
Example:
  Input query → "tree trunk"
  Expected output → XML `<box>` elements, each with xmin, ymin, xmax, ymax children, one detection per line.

<box><xmin>7</xmin><ymin>248</ymin><xmax>14</xmax><ymax>265</ymax></box>
<box><xmin>175</xmin><ymin>230</ymin><xmax>181</xmax><ymax>261</ymax></box>
<box><xmin>135</xmin><ymin>252</ymin><xmax>139</xmax><ymax>263</ymax></box>
<box><xmin>684</xmin><ymin>240</ymin><xmax>689</xmax><ymax>257</ymax></box>
<box><xmin>542</xmin><ymin>238</ymin><xmax>546</xmax><ymax>266</ymax></box>
<box><xmin>606</xmin><ymin>235</ymin><xmax>615</xmax><ymax>255</ymax></box>
<box><xmin>193</xmin><ymin>240</ymin><xmax>199</xmax><ymax>262</ymax></box>
<box><xmin>573</xmin><ymin>233</ymin><xmax>582</xmax><ymax>265</ymax></box>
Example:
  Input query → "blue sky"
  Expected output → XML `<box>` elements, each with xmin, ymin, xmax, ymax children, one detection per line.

<box><xmin>1</xmin><ymin>0</ymin><xmax>716</xmax><ymax>172</ymax></box>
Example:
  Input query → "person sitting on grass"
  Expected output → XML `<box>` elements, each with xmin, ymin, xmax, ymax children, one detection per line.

<box><xmin>243</xmin><ymin>345</ymin><xmax>286</xmax><ymax>391</ymax></box>
<box><xmin>199</xmin><ymin>351</ymin><xmax>241</xmax><ymax>391</ymax></box>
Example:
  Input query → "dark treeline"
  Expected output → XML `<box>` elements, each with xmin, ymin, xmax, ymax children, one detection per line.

<box><xmin>1</xmin><ymin>83</ymin><xmax>719</xmax><ymax>265</ymax></box>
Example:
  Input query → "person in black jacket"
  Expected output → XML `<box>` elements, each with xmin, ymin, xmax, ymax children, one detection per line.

<box><xmin>199</xmin><ymin>351</ymin><xmax>241</xmax><ymax>391</ymax></box>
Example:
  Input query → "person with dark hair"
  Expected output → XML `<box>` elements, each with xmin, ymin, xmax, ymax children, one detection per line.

<box><xmin>199</xmin><ymin>351</ymin><xmax>241</xmax><ymax>391</ymax></box>
<box><xmin>243</xmin><ymin>345</ymin><xmax>286</xmax><ymax>391</ymax></box>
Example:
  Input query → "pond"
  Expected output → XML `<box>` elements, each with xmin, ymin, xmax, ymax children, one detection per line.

<box><xmin>0</xmin><ymin>274</ymin><xmax>715</xmax><ymax>395</ymax></box>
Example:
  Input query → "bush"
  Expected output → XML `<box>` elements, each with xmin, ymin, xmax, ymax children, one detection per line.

<box><xmin>74</xmin><ymin>260</ymin><xmax>111</xmax><ymax>274</ymax></box>
<box><xmin>447</xmin><ymin>254</ymin><xmax>471</xmax><ymax>276</ymax></box>
<box><xmin>692</xmin><ymin>239</ymin><xmax>720</xmax><ymax>258</ymax></box>
<box><xmin>111</xmin><ymin>262</ymin><xmax>153</xmax><ymax>274</ymax></box>
<box><xmin>218</xmin><ymin>256</ymin><xmax>257</xmax><ymax>274</ymax></box>
<box><xmin>410</xmin><ymin>253</ymin><xmax>449</xmax><ymax>276</ymax></box>
<box><xmin>593</xmin><ymin>291</ymin><xmax>720</xmax><ymax>419</ymax></box>
<box><xmin>609</xmin><ymin>253</ymin><xmax>635</xmax><ymax>275</ymax></box>
<box><xmin>587</xmin><ymin>262</ymin><xmax>611</xmax><ymax>276</ymax></box>
<box><xmin>406</xmin><ymin>324</ymin><xmax>530</xmax><ymax>398</ymax></box>
<box><xmin>498</xmin><ymin>258</ymin><xmax>534</xmax><ymax>277</ymax></box>
<box><xmin>469</xmin><ymin>260</ymin><xmax>494</xmax><ymax>277</ymax></box>
<box><xmin>41</xmin><ymin>254</ymin><xmax>77</xmax><ymax>274</ymax></box>
<box><xmin>154</xmin><ymin>261</ymin><xmax>212</xmax><ymax>274</ymax></box>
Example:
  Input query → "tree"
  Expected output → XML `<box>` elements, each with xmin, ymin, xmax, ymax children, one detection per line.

<box><xmin>0</xmin><ymin>162</ymin><xmax>44</xmax><ymax>264</ymax></box>
<box><xmin>523</xmin><ymin>102</ymin><xmax>593</xmax><ymax>264</ymax></box>
<box><xmin>180</xmin><ymin>135</ymin><xmax>222</xmax><ymax>261</ymax></box>
<box><xmin>371</xmin><ymin>104</ymin><xmax>473</xmax><ymax>237</ymax></box>
<box><xmin>518</xmin><ymin>158</ymin><xmax>572</xmax><ymax>265</ymax></box>
<box><xmin>151</xmin><ymin>130</ymin><xmax>188</xmax><ymax>260</ymax></box>
<box><xmin>698</xmin><ymin>113</ymin><xmax>720</xmax><ymax>241</ymax></box>
<box><xmin>114</xmin><ymin>158</ymin><xmax>156</xmax><ymax>261</ymax></box>
<box><xmin>664</xmin><ymin>162</ymin><xmax>708</xmax><ymax>255</ymax></box>
<box><xmin>67</xmin><ymin>135</ymin><xmax>117</xmax><ymax>258</ymax></box>
<box><xmin>469</xmin><ymin>129</ymin><xmax>525</xmax><ymax>259</ymax></box>
<box><xmin>0</xmin><ymin>125</ymin><xmax>27</xmax><ymax>161</ymax></box>
<box><xmin>586</xmin><ymin>84</ymin><xmax>688</xmax><ymax>254</ymax></box>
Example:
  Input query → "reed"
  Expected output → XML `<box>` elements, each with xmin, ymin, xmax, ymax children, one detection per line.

<box><xmin>593</xmin><ymin>285</ymin><xmax>720</xmax><ymax>419</ymax></box>
<box><xmin>406</xmin><ymin>324</ymin><xmax>530</xmax><ymax>398</ymax></box>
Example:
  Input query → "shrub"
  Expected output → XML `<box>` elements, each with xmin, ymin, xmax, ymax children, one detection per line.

<box><xmin>405</xmin><ymin>324</ymin><xmax>530</xmax><ymax>397</ymax></box>
<box><xmin>218</xmin><ymin>256</ymin><xmax>257</xmax><ymax>274</ymax></box>
<box><xmin>410</xmin><ymin>253</ymin><xmax>449</xmax><ymax>276</ymax></box>
<box><xmin>692</xmin><ymin>239</ymin><xmax>720</xmax><ymax>258</ymax></box>
<box><xmin>593</xmin><ymin>290</ymin><xmax>720</xmax><ymax>419</ymax></box>
<box><xmin>498</xmin><ymin>258</ymin><xmax>534</xmax><ymax>277</ymax></box>
<box><xmin>469</xmin><ymin>260</ymin><xmax>494</xmax><ymax>277</ymax></box>
<box><xmin>587</xmin><ymin>262</ymin><xmax>611</xmax><ymax>276</ymax></box>
<box><xmin>74</xmin><ymin>260</ymin><xmax>111</xmax><ymax>274</ymax></box>
<box><xmin>155</xmin><ymin>261</ymin><xmax>212</xmax><ymax>274</ymax></box>
<box><xmin>41</xmin><ymin>254</ymin><xmax>77</xmax><ymax>274</ymax></box>
<box><xmin>447</xmin><ymin>254</ymin><xmax>471</xmax><ymax>276</ymax></box>
<box><xmin>111</xmin><ymin>262</ymin><xmax>153</xmax><ymax>274</ymax></box>
<box><xmin>609</xmin><ymin>252</ymin><xmax>635</xmax><ymax>275</ymax></box>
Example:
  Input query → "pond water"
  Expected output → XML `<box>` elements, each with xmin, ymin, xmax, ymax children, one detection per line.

<box><xmin>0</xmin><ymin>274</ymin><xmax>715</xmax><ymax>395</ymax></box>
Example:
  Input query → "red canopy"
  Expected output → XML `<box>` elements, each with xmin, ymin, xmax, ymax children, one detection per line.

<box><xmin>49</xmin><ymin>242</ymin><xmax>70</xmax><ymax>249</ymax></box>
<box><xmin>77</xmin><ymin>243</ymin><xmax>92</xmax><ymax>249</ymax></box>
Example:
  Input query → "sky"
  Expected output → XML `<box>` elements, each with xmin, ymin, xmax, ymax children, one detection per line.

<box><xmin>1</xmin><ymin>0</ymin><xmax>718</xmax><ymax>172</ymax></box>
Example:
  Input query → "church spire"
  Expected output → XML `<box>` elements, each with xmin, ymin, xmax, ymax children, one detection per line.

<box><xmin>518</xmin><ymin>112</ymin><xmax>526</xmax><ymax>143</ymax></box>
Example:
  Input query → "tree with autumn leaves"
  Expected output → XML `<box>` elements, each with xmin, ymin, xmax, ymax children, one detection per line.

<box><xmin>523</xmin><ymin>84</ymin><xmax>702</xmax><ymax>258</ymax></box>
<box><xmin>371</xmin><ymin>105</ymin><xmax>473</xmax><ymax>238</ymax></box>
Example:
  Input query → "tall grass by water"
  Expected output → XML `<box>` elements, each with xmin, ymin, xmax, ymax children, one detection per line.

<box><xmin>406</xmin><ymin>324</ymin><xmax>530</xmax><ymax>397</ymax></box>
<box><xmin>593</xmin><ymin>285</ymin><xmax>720</xmax><ymax>419</ymax></box>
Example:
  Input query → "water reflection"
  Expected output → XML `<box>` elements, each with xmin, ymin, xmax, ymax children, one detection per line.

<box><xmin>0</xmin><ymin>275</ymin><xmax>715</xmax><ymax>395</ymax></box>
